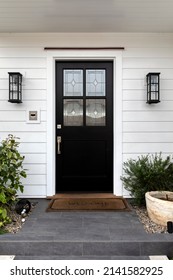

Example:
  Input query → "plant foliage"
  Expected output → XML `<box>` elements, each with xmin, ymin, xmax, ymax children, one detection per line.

<box><xmin>121</xmin><ymin>153</ymin><xmax>173</xmax><ymax>206</ymax></box>
<box><xmin>0</xmin><ymin>134</ymin><xmax>27</xmax><ymax>228</ymax></box>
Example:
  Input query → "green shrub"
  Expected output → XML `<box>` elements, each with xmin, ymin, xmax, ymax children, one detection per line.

<box><xmin>120</xmin><ymin>153</ymin><xmax>173</xmax><ymax>206</ymax></box>
<box><xmin>0</xmin><ymin>207</ymin><xmax>11</xmax><ymax>228</ymax></box>
<box><xmin>0</xmin><ymin>134</ymin><xmax>27</xmax><ymax>228</ymax></box>
<box><xmin>0</xmin><ymin>228</ymin><xmax>8</xmax><ymax>235</ymax></box>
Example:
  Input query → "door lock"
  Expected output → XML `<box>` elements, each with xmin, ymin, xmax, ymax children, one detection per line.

<box><xmin>57</xmin><ymin>136</ymin><xmax>61</xmax><ymax>154</ymax></box>
<box><xmin>57</xmin><ymin>124</ymin><xmax>61</xmax><ymax>129</ymax></box>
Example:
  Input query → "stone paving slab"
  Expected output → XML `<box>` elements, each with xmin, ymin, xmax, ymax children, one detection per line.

<box><xmin>0</xmin><ymin>255</ymin><xmax>15</xmax><ymax>260</ymax></box>
<box><xmin>149</xmin><ymin>255</ymin><xmax>168</xmax><ymax>260</ymax></box>
<box><xmin>0</xmin><ymin>199</ymin><xmax>173</xmax><ymax>259</ymax></box>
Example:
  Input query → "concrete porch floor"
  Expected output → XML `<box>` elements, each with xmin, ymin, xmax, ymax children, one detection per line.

<box><xmin>0</xmin><ymin>199</ymin><xmax>173</xmax><ymax>260</ymax></box>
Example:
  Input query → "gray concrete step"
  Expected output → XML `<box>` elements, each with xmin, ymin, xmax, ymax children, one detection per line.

<box><xmin>0</xmin><ymin>240</ymin><xmax>173</xmax><ymax>258</ymax></box>
<box><xmin>14</xmin><ymin>255</ymin><xmax>150</xmax><ymax>260</ymax></box>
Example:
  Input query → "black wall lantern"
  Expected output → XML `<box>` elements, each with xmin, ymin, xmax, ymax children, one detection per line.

<box><xmin>8</xmin><ymin>72</ymin><xmax>22</xmax><ymax>103</ymax></box>
<box><xmin>146</xmin><ymin>72</ymin><xmax>160</xmax><ymax>104</ymax></box>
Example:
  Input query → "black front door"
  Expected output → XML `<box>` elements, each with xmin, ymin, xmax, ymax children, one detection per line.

<box><xmin>56</xmin><ymin>61</ymin><xmax>113</xmax><ymax>192</ymax></box>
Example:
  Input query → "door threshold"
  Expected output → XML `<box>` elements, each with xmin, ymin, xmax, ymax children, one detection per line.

<box><xmin>47</xmin><ymin>193</ymin><xmax>116</xmax><ymax>199</ymax></box>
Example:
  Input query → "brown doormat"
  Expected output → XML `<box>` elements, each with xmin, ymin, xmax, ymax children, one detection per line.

<box><xmin>46</xmin><ymin>193</ymin><xmax>131</xmax><ymax>211</ymax></box>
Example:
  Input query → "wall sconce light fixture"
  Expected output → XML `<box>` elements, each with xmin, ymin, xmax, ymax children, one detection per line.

<box><xmin>8</xmin><ymin>72</ymin><xmax>22</xmax><ymax>103</ymax></box>
<box><xmin>146</xmin><ymin>72</ymin><xmax>160</xmax><ymax>104</ymax></box>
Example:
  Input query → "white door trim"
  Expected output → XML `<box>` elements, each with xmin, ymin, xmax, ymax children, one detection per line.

<box><xmin>46</xmin><ymin>50</ymin><xmax>123</xmax><ymax>196</ymax></box>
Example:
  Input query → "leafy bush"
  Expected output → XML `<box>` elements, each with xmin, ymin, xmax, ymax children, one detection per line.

<box><xmin>121</xmin><ymin>153</ymin><xmax>173</xmax><ymax>206</ymax></box>
<box><xmin>0</xmin><ymin>134</ymin><xmax>27</xmax><ymax>228</ymax></box>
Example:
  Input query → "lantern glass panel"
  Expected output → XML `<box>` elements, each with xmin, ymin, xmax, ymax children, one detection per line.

<box><xmin>151</xmin><ymin>83</ymin><xmax>158</xmax><ymax>92</ymax></box>
<box><xmin>151</xmin><ymin>75</ymin><xmax>158</xmax><ymax>84</ymax></box>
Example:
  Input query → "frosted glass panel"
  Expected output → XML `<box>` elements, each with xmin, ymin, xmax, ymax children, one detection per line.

<box><xmin>151</xmin><ymin>84</ymin><xmax>158</xmax><ymax>92</ymax></box>
<box><xmin>86</xmin><ymin>99</ymin><xmax>106</xmax><ymax>126</ymax></box>
<box><xmin>64</xmin><ymin>99</ymin><xmax>83</xmax><ymax>126</ymax></box>
<box><xmin>64</xmin><ymin>70</ymin><xmax>83</xmax><ymax>96</ymax></box>
<box><xmin>86</xmin><ymin>70</ymin><xmax>105</xmax><ymax>96</ymax></box>
<box><xmin>151</xmin><ymin>75</ymin><xmax>159</xmax><ymax>84</ymax></box>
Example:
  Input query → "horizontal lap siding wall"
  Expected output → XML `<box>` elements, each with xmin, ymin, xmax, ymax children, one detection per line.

<box><xmin>123</xmin><ymin>43</ymin><xmax>173</xmax><ymax>195</ymax></box>
<box><xmin>0</xmin><ymin>47</ymin><xmax>47</xmax><ymax>197</ymax></box>
<box><xmin>0</xmin><ymin>33</ymin><xmax>173</xmax><ymax>197</ymax></box>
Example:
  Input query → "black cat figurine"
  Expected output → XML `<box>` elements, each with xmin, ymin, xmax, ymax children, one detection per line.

<box><xmin>15</xmin><ymin>199</ymin><xmax>31</xmax><ymax>215</ymax></box>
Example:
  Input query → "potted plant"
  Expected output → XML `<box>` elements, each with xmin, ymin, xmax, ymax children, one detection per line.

<box><xmin>145</xmin><ymin>191</ymin><xmax>173</xmax><ymax>226</ymax></box>
<box><xmin>0</xmin><ymin>134</ymin><xmax>27</xmax><ymax>229</ymax></box>
<box><xmin>120</xmin><ymin>153</ymin><xmax>173</xmax><ymax>225</ymax></box>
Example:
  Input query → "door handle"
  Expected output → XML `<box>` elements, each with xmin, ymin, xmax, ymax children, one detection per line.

<box><xmin>57</xmin><ymin>136</ymin><xmax>61</xmax><ymax>154</ymax></box>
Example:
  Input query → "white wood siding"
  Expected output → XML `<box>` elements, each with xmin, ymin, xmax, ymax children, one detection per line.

<box><xmin>0</xmin><ymin>47</ymin><xmax>47</xmax><ymax>197</ymax></box>
<box><xmin>122</xmin><ymin>37</ymin><xmax>173</xmax><ymax>195</ymax></box>
<box><xmin>0</xmin><ymin>33</ymin><xmax>173</xmax><ymax>197</ymax></box>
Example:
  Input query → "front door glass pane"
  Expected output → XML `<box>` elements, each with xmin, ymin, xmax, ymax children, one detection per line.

<box><xmin>63</xmin><ymin>70</ymin><xmax>83</xmax><ymax>96</ymax></box>
<box><xmin>64</xmin><ymin>99</ymin><xmax>83</xmax><ymax>126</ymax></box>
<box><xmin>86</xmin><ymin>69</ymin><xmax>105</xmax><ymax>96</ymax></box>
<box><xmin>86</xmin><ymin>99</ymin><xmax>106</xmax><ymax>126</ymax></box>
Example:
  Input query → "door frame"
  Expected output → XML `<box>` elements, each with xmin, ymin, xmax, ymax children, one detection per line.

<box><xmin>46</xmin><ymin>49</ymin><xmax>123</xmax><ymax>196</ymax></box>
